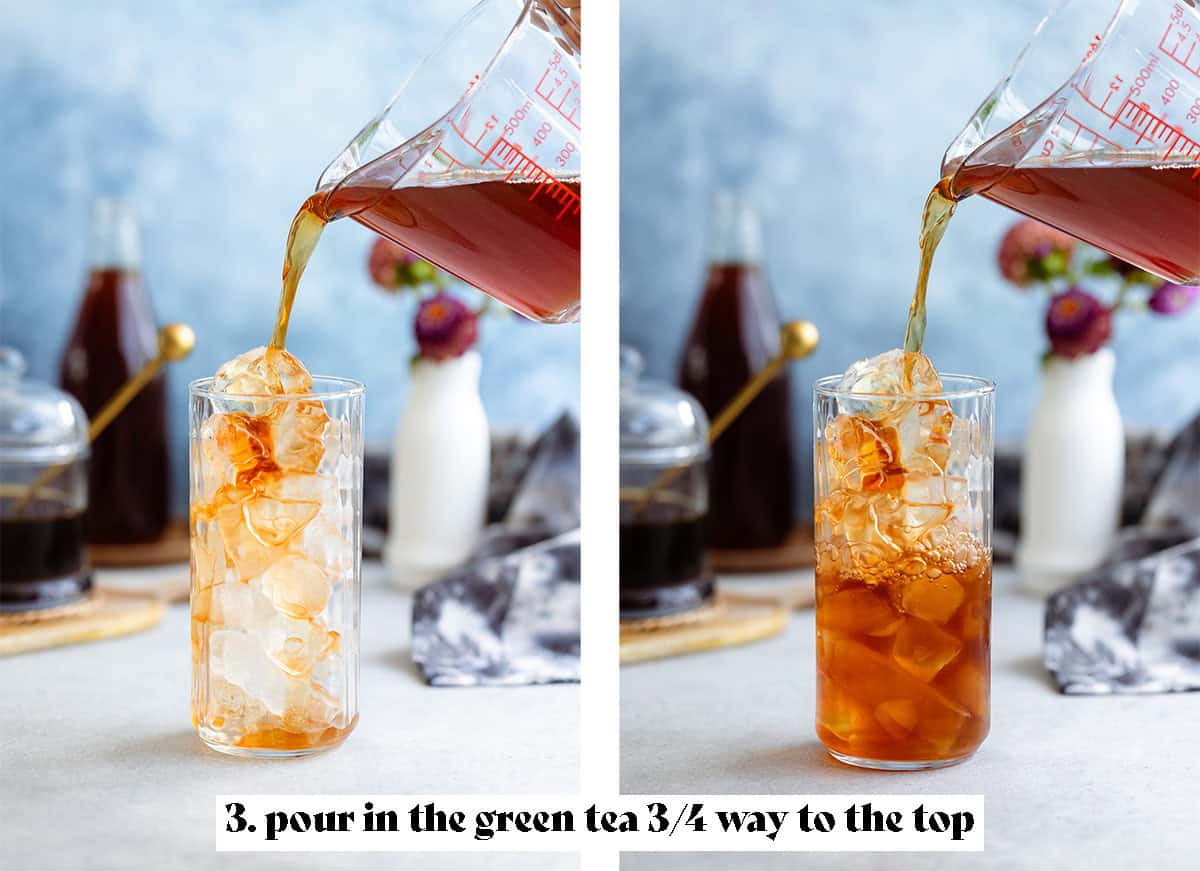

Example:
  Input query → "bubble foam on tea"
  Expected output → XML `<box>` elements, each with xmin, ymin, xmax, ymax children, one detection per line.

<box><xmin>815</xmin><ymin>349</ymin><xmax>989</xmax><ymax>764</ymax></box>
<box><xmin>191</xmin><ymin>347</ymin><xmax>355</xmax><ymax>752</ymax></box>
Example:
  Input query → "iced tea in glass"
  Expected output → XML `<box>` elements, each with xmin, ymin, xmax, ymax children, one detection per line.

<box><xmin>189</xmin><ymin>353</ymin><xmax>363</xmax><ymax>758</ymax></box>
<box><xmin>813</xmin><ymin>356</ymin><xmax>994</xmax><ymax>769</ymax></box>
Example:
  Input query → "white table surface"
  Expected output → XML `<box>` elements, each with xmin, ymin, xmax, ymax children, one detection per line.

<box><xmin>0</xmin><ymin>562</ymin><xmax>578</xmax><ymax>871</ymax></box>
<box><xmin>620</xmin><ymin>566</ymin><xmax>1200</xmax><ymax>870</ymax></box>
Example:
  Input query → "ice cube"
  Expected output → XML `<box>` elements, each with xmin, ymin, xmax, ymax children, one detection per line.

<box><xmin>893</xmin><ymin>472</ymin><xmax>955</xmax><ymax>545</ymax></box>
<box><xmin>259</xmin><ymin>555</ymin><xmax>332</xmax><ymax>619</ymax></box>
<box><xmin>914</xmin><ymin>702</ymin><xmax>971</xmax><ymax>756</ymax></box>
<box><xmin>829</xmin><ymin>491</ymin><xmax>904</xmax><ymax>556</ymax></box>
<box><xmin>826</xmin><ymin>415</ymin><xmax>902</xmax><ymax>493</ymax></box>
<box><xmin>193</xmin><ymin>435</ymin><xmax>225</xmax><ymax>504</ymax></box>
<box><xmin>824</xmin><ymin>350</ymin><xmax>967</xmax><ymax>551</ymax></box>
<box><xmin>946</xmin><ymin>413</ymin><xmax>974</xmax><ymax>477</ymax></box>
<box><xmin>895</xmin><ymin>399</ymin><xmax>954</xmax><ymax>471</ymax></box>
<box><xmin>260</xmin><ymin>613</ymin><xmax>337</xmax><ymax>677</ymax></box>
<box><xmin>241</xmin><ymin>478</ymin><xmax>325</xmax><ymax>548</ymax></box>
<box><xmin>205</xmin><ymin>675</ymin><xmax>249</xmax><ymax>728</ymax></box>
<box><xmin>270</xmin><ymin>399</ymin><xmax>330</xmax><ymax>473</ymax></box>
<box><xmin>268</xmin><ymin>471</ymin><xmax>337</xmax><ymax>510</ymax></box>
<box><xmin>282</xmin><ymin>683</ymin><xmax>340</xmax><ymax>733</ymax></box>
<box><xmin>214</xmin><ymin>346</ymin><xmax>313</xmax><ymax>396</ymax></box>
<box><xmin>822</xmin><ymin>636</ymin><xmax>970</xmax><ymax>731</ymax></box>
<box><xmin>215</xmin><ymin>495</ymin><xmax>281</xmax><ymax>581</ymax></box>
<box><xmin>959</xmin><ymin>598</ymin><xmax>988</xmax><ymax>642</ymax></box>
<box><xmin>895</xmin><ymin>573</ymin><xmax>964</xmax><ymax>624</ymax></box>
<box><xmin>836</xmin><ymin>349</ymin><xmax>943</xmax><ymax>421</ymax></box>
<box><xmin>211</xmin><ymin>346</ymin><xmax>317</xmax><ymax>418</ymax></box>
<box><xmin>940</xmin><ymin>660</ymin><xmax>988</xmax><ymax>717</ymax></box>
<box><xmin>206</xmin><ymin>412</ymin><xmax>273</xmax><ymax>475</ymax></box>
<box><xmin>210</xmin><ymin>577</ymin><xmax>274</xmax><ymax>628</ymax></box>
<box><xmin>874</xmin><ymin>699</ymin><xmax>918</xmax><ymax>739</ymax></box>
<box><xmin>191</xmin><ymin>518</ymin><xmax>227</xmax><ymax>593</ymax></box>
<box><xmin>210</xmin><ymin>628</ymin><xmax>288</xmax><ymax>715</ymax></box>
<box><xmin>892</xmin><ymin>616</ymin><xmax>962</xmax><ymax>681</ymax></box>
<box><xmin>818</xmin><ymin>680</ymin><xmax>875</xmax><ymax>744</ymax></box>
<box><xmin>301</xmin><ymin>514</ymin><xmax>353</xmax><ymax>579</ymax></box>
<box><xmin>819</xmin><ymin>587</ymin><xmax>903</xmax><ymax>637</ymax></box>
<box><xmin>310</xmin><ymin>633</ymin><xmax>345</xmax><ymax>700</ymax></box>
<box><xmin>242</xmin><ymin>497</ymin><xmax>320</xmax><ymax>548</ymax></box>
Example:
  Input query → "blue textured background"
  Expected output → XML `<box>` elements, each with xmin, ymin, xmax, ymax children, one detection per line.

<box><xmin>0</xmin><ymin>1</ymin><xmax>579</xmax><ymax>515</ymax></box>
<box><xmin>621</xmin><ymin>0</ymin><xmax>1200</xmax><ymax>515</ymax></box>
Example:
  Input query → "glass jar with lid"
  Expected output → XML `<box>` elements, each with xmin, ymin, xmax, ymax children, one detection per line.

<box><xmin>619</xmin><ymin>347</ymin><xmax>712</xmax><ymax>619</ymax></box>
<box><xmin>0</xmin><ymin>347</ymin><xmax>91</xmax><ymax>610</ymax></box>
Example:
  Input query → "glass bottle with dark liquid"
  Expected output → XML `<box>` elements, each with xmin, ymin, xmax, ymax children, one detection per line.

<box><xmin>678</xmin><ymin>193</ymin><xmax>794</xmax><ymax>550</ymax></box>
<box><xmin>60</xmin><ymin>200</ymin><xmax>169</xmax><ymax>544</ymax></box>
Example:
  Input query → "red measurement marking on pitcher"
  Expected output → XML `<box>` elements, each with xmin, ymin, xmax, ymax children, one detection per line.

<box><xmin>1111</xmin><ymin>97</ymin><xmax>1200</xmax><ymax>160</ymax></box>
<box><xmin>430</xmin><ymin>145</ymin><xmax>467</xmax><ymax>171</ymax></box>
<box><xmin>1073</xmin><ymin>82</ymin><xmax>1200</xmax><ymax>172</ymax></box>
<box><xmin>448</xmin><ymin>110</ymin><xmax>500</xmax><ymax>157</ymax></box>
<box><xmin>535</xmin><ymin>50</ymin><xmax>581</xmax><ymax>129</ymax></box>
<box><xmin>482</xmin><ymin>136</ymin><xmax>581</xmax><ymax>219</ymax></box>
<box><xmin>1160</xmin><ymin>7</ymin><xmax>1200</xmax><ymax>78</ymax></box>
<box><xmin>415</xmin><ymin>140</ymin><xmax>470</xmax><ymax>183</ymax></box>
<box><xmin>1056</xmin><ymin>110</ymin><xmax>1121</xmax><ymax>152</ymax></box>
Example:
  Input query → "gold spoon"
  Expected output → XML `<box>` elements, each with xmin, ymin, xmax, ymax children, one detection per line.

<box><xmin>14</xmin><ymin>323</ymin><xmax>196</xmax><ymax>512</ymax></box>
<box><xmin>634</xmin><ymin>320</ymin><xmax>820</xmax><ymax>515</ymax></box>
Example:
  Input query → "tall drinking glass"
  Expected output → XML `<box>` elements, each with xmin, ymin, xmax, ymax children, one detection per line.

<box><xmin>813</xmin><ymin>374</ymin><xmax>994</xmax><ymax>770</ymax></box>
<box><xmin>189</xmin><ymin>376</ymin><xmax>364</xmax><ymax>758</ymax></box>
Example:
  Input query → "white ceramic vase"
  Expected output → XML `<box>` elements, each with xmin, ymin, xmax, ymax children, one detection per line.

<box><xmin>1017</xmin><ymin>347</ymin><xmax>1123</xmax><ymax>596</ymax></box>
<box><xmin>385</xmin><ymin>351</ymin><xmax>489</xmax><ymax>592</ymax></box>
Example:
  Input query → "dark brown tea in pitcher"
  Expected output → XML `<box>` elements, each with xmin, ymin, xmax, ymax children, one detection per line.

<box><xmin>271</xmin><ymin>169</ymin><xmax>581</xmax><ymax>350</ymax></box>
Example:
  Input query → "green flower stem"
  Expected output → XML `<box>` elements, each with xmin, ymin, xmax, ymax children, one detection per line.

<box><xmin>1111</xmin><ymin>278</ymin><xmax>1133</xmax><ymax>313</ymax></box>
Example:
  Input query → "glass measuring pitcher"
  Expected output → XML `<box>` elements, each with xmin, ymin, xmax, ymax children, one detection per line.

<box><xmin>942</xmin><ymin>0</ymin><xmax>1200</xmax><ymax>284</ymax></box>
<box><xmin>314</xmin><ymin>0</ymin><xmax>581</xmax><ymax>322</ymax></box>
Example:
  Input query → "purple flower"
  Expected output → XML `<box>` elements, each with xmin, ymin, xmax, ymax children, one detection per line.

<box><xmin>1045</xmin><ymin>288</ymin><xmax>1113</xmax><ymax>358</ymax></box>
<box><xmin>413</xmin><ymin>292</ymin><xmax>479</xmax><ymax>361</ymax></box>
<box><xmin>1147</xmin><ymin>282</ymin><xmax>1199</xmax><ymax>316</ymax></box>
<box><xmin>997</xmin><ymin>220</ymin><xmax>1076</xmax><ymax>286</ymax></box>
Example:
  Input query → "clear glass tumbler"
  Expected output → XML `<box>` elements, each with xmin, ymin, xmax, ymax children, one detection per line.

<box><xmin>189</xmin><ymin>376</ymin><xmax>363</xmax><ymax>758</ymax></box>
<box><xmin>813</xmin><ymin>374</ymin><xmax>994</xmax><ymax>770</ymax></box>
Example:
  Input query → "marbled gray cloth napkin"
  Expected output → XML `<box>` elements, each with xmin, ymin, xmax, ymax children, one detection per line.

<box><xmin>411</xmin><ymin>414</ymin><xmax>580</xmax><ymax>687</ymax></box>
<box><xmin>1045</xmin><ymin>412</ymin><xmax>1200</xmax><ymax>694</ymax></box>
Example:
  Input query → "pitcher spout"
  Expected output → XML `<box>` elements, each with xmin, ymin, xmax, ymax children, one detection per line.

<box><xmin>940</xmin><ymin>0</ymin><xmax>1131</xmax><ymax>194</ymax></box>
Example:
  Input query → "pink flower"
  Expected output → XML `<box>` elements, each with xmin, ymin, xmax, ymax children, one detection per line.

<box><xmin>1045</xmin><ymin>288</ymin><xmax>1112</xmax><ymax>358</ymax></box>
<box><xmin>367</xmin><ymin>238</ymin><xmax>437</xmax><ymax>290</ymax></box>
<box><xmin>413</xmin><ymin>292</ymin><xmax>479</xmax><ymax>361</ymax></box>
<box><xmin>1147</xmin><ymin>282</ymin><xmax>1199</xmax><ymax>316</ymax></box>
<box><xmin>997</xmin><ymin>220</ymin><xmax>1076</xmax><ymax>286</ymax></box>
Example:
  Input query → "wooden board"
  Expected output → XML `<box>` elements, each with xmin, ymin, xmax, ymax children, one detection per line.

<box><xmin>719</xmin><ymin>576</ymin><xmax>815</xmax><ymax>610</ymax></box>
<box><xmin>89</xmin><ymin>520</ymin><xmax>190</xmax><ymax>568</ymax></box>
<box><xmin>709</xmin><ymin>523</ymin><xmax>814</xmax><ymax>574</ymax></box>
<box><xmin>620</xmin><ymin>590</ymin><xmax>789</xmax><ymax>664</ymax></box>
<box><xmin>0</xmin><ymin>588</ymin><xmax>165</xmax><ymax>656</ymax></box>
